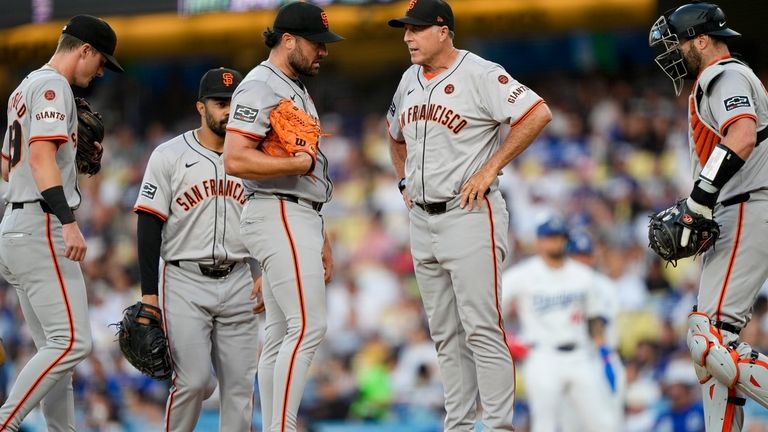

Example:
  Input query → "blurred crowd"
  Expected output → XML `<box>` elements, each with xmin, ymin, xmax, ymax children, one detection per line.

<box><xmin>2</xmin><ymin>64</ymin><xmax>768</xmax><ymax>432</ymax></box>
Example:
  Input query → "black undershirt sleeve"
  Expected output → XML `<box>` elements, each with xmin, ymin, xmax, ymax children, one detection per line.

<box><xmin>137</xmin><ymin>211</ymin><xmax>165</xmax><ymax>296</ymax></box>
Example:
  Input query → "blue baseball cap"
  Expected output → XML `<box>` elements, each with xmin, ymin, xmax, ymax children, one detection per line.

<box><xmin>536</xmin><ymin>216</ymin><xmax>568</xmax><ymax>237</ymax></box>
<box><xmin>566</xmin><ymin>230</ymin><xmax>594</xmax><ymax>254</ymax></box>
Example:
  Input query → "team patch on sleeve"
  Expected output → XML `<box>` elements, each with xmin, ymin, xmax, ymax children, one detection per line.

<box><xmin>723</xmin><ymin>95</ymin><xmax>751</xmax><ymax>111</ymax></box>
<box><xmin>233</xmin><ymin>104</ymin><xmax>259</xmax><ymax>123</ymax></box>
<box><xmin>507</xmin><ymin>85</ymin><xmax>529</xmax><ymax>104</ymax></box>
<box><xmin>141</xmin><ymin>182</ymin><xmax>158</xmax><ymax>199</ymax></box>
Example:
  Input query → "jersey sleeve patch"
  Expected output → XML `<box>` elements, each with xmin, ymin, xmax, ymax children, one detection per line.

<box><xmin>141</xmin><ymin>182</ymin><xmax>158</xmax><ymax>199</ymax></box>
<box><xmin>723</xmin><ymin>95</ymin><xmax>751</xmax><ymax>111</ymax></box>
<box><xmin>233</xmin><ymin>105</ymin><xmax>259</xmax><ymax>123</ymax></box>
<box><xmin>507</xmin><ymin>85</ymin><xmax>530</xmax><ymax>104</ymax></box>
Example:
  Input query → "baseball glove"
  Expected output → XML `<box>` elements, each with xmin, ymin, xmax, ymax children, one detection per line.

<box><xmin>113</xmin><ymin>302</ymin><xmax>173</xmax><ymax>380</ymax></box>
<box><xmin>74</xmin><ymin>97</ymin><xmax>104</xmax><ymax>176</ymax></box>
<box><xmin>648</xmin><ymin>198</ymin><xmax>720</xmax><ymax>266</ymax></box>
<box><xmin>260</xmin><ymin>99</ymin><xmax>322</xmax><ymax>174</ymax></box>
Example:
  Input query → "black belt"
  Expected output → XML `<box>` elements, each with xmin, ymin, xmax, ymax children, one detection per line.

<box><xmin>168</xmin><ymin>260</ymin><xmax>237</xmax><ymax>279</ymax></box>
<box><xmin>11</xmin><ymin>201</ymin><xmax>54</xmax><ymax>214</ymax></box>
<box><xmin>556</xmin><ymin>343</ymin><xmax>577</xmax><ymax>352</ymax></box>
<box><xmin>414</xmin><ymin>201</ymin><xmax>448</xmax><ymax>215</ymax></box>
<box><xmin>721</xmin><ymin>192</ymin><xmax>750</xmax><ymax>207</ymax></box>
<box><xmin>274</xmin><ymin>193</ymin><xmax>323</xmax><ymax>212</ymax></box>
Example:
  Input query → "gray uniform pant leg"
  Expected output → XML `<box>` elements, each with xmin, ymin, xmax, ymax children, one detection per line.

<box><xmin>211</xmin><ymin>264</ymin><xmax>259</xmax><ymax>432</ymax></box>
<box><xmin>699</xmin><ymin>193</ymin><xmax>768</xmax><ymax>327</ymax></box>
<box><xmin>162</xmin><ymin>263</ymin><xmax>258</xmax><ymax>432</ymax></box>
<box><xmin>0</xmin><ymin>206</ymin><xmax>92</xmax><ymax>432</ymax></box>
<box><xmin>696</xmin><ymin>192</ymin><xmax>768</xmax><ymax>432</ymax></box>
<box><xmin>409</xmin><ymin>191</ymin><xmax>515</xmax><ymax>432</ymax></box>
<box><xmin>258</xmin><ymin>272</ymin><xmax>286</xmax><ymax>432</ymax></box>
<box><xmin>241</xmin><ymin>198</ymin><xmax>327</xmax><ymax>432</ymax></box>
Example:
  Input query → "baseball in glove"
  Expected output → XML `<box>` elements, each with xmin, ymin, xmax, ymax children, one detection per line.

<box><xmin>648</xmin><ymin>198</ymin><xmax>720</xmax><ymax>266</ymax></box>
<box><xmin>260</xmin><ymin>99</ymin><xmax>322</xmax><ymax>174</ymax></box>
<box><xmin>113</xmin><ymin>302</ymin><xmax>173</xmax><ymax>380</ymax></box>
<box><xmin>75</xmin><ymin>97</ymin><xmax>104</xmax><ymax>176</ymax></box>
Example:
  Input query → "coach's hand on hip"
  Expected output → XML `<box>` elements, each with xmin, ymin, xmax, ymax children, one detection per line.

<box><xmin>460</xmin><ymin>166</ymin><xmax>496</xmax><ymax>210</ymax></box>
<box><xmin>62</xmin><ymin>222</ymin><xmax>87</xmax><ymax>261</ymax></box>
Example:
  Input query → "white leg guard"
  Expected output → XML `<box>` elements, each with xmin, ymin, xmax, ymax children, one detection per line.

<box><xmin>733</xmin><ymin>343</ymin><xmax>768</xmax><ymax>409</ymax></box>
<box><xmin>687</xmin><ymin>313</ymin><xmax>740</xmax><ymax>387</ymax></box>
<box><xmin>700</xmin><ymin>379</ymin><xmax>744</xmax><ymax>432</ymax></box>
<box><xmin>688</xmin><ymin>312</ymin><xmax>768</xmax><ymax>412</ymax></box>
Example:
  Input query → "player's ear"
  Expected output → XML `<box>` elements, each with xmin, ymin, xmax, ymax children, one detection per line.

<box><xmin>195</xmin><ymin>100</ymin><xmax>206</xmax><ymax>116</ymax></box>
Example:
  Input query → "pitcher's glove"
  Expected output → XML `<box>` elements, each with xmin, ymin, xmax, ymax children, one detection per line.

<box><xmin>260</xmin><ymin>99</ymin><xmax>322</xmax><ymax>174</ymax></box>
<box><xmin>75</xmin><ymin>97</ymin><xmax>104</xmax><ymax>176</ymax></box>
<box><xmin>648</xmin><ymin>198</ymin><xmax>720</xmax><ymax>266</ymax></box>
<box><xmin>113</xmin><ymin>302</ymin><xmax>173</xmax><ymax>380</ymax></box>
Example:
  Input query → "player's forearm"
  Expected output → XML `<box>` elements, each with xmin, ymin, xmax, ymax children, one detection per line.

<box><xmin>224</xmin><ymin>136</ymin><xmax>310</xmax><ymax>179</ymax></box>
<box><xmin>485</xmin><ymin>103</ymin><xmax>552</xmax><ymax>173</ymax></box>
<box><xmin>389</xmin><ymin>138</ymin><xmax>407</xmax><ymax>178</ymax></box>
<box><xmin>29</xmin><ymin>141</ymin><xmax>64</xmax><ymax>191</ymax></box>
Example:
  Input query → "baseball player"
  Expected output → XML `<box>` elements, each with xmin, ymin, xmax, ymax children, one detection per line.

<box><xmin>223</xmin><ymin>3</ymin><xmax>342</xmax><ymax>431</ymax></box>
<box><xmin>133</xmin><ymin>68</ymin><xmax>263</xmax><ymax>432</ymax></box>
<box><xmin>0</xmin><ymin>15</ymin><xmax>122</xmax><ymax>431</ymax></box>
<box><xmin>500</xmin><ymin>218</ymin><xmax>619</xmax><ymax>432</ymax></box>
<box><xmin>649</xmin><ymin>2</ymin><xmax>768</xmax><ymax>430</ymax></box>
<box><xmin>563</xmin><ymin>230</ymin><xmax>624</xmax><ymax>431</ymax></box>
<box><xmin>385</xmin><ymin>1</ymin><xmax>551</xmax><ymax>430</ymax></box>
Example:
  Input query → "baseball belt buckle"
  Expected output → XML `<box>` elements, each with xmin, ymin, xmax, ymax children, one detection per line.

<box><xmin>198</xmin><ymin>262</ymin><xmax>236</xmax><ymax>279</ymax></box>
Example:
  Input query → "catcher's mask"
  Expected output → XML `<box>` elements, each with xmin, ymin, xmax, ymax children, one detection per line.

<box><xmin>649</xmin><ymin>2</ymin><xmax>739</xmax><ymax>96</ymax></box>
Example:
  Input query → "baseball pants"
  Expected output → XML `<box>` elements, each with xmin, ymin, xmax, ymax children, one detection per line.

<box><xmin>162</xmin><ymin>262</ymin><xmax>259</xmax><ymax>432</ymax></box>
<box><xmin>240</xmin><ymin>196</ymin><xmax>326</xmax><ymax>432</ymax></box>
<box><xmin>0</xmin><ymin>203</ymin><xmax>92</xmax><ymax>432</ymax></box>
<box><xmin>409</xmin><ymin>189</ymin><xmax>515</xmax><ymax>432</ymax></box>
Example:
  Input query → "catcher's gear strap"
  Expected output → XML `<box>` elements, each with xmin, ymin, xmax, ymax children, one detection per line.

<box><xmin>700</xmin><ymin>144</ymin><xmax>746</xmax><ymax>190</ymax></box>
<box><xmin>137</xmin><ymin>211</ymin><xmax>164</xmax><ymax>296</ymax></box>
<box><xmin>40</xmin><ymin>185</ymin><xmax>75</xmax><ymax>225</ymax></box>
<box><xmin>688</xmin><ymin>312</ymin><xmax>768</xmax><ymax>409</ymax></box>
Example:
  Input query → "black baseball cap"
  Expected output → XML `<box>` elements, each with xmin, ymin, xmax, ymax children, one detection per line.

<box><xmin>388</xmin><ymin>0</ymin><xmax>455</xmax><ymax>31</ymax></box>
<box><xmin>199</xmin><ymin>68</ymin><xmax>243</xmax><ymax>100</ymax></box>
<box><xmin>62</xmin><ymin>15</ymin><xmax>123</xmax><ymax>72</ymax></box>
<box><xmin>273</xmin><ymin>1</ymin><xmax>344</xmax><ymax>43</ymax></box>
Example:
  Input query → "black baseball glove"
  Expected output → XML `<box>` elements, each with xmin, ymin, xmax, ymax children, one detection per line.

<box><xmin>648</xmin><ymin>198</ymin><xmax>720</xmax><ymax>266</ymax></box>
<box><xmin>75</xmin><ymin>97</ymin><xmax>104</xmax><ymax>176</ymax></box>
<box><xmin>113</xmin><ymin>302</ymin><xmax>173</xmax><ymax>380</ymax></box>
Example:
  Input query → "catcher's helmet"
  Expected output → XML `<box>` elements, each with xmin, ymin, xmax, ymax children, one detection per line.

<box><xmin>649</xmin><ymin>2</ymin><xmax>740</xmax><ymax>95</ymax></box>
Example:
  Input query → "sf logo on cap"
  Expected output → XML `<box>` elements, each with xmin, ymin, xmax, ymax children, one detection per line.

<box><xmin>222</xmin><ymin>72</ymin><xmax>234</xmax><ymax>86</ymax></box>
<box><xmin>321</xmin><ymin>12</ymin><xmax>329</xmax><ymax>29</ymax></box>
<box><xmin>407</xmin><ymin>0</ymin><xmax>417</xmax><ymax>11</ymax></box>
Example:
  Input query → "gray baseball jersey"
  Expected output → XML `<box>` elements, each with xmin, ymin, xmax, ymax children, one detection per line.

<box><xmin>135</xmin><ymin>130</ymin><xmax>250</xmax><ymax>263</ymax></box>
<box><xmin>134</xmin><ymin>130</ymin><xmax>258</xmax><ymax>432</ymax></box>
<box><xmin>501</xmin><ymin>257</ymin><xmax>619</xmax><ymax>432</ymax></box>
<box><xmin>2</xmin><ymin>66</ymin><xmax>80</xmax><ymax>207</ymax></box>
<box><xmin>387</xmin><ymin>50</ymin><xmax>546</xmax><ymax>432</ymax></box>
<box><xmin>227</xmin><ymin>60</ymin><xmax>329</xmax><ymax>432</ymax></box>
<box><xmin>387</xmin><ymin>50</ymin><xmax>544</xmax><ymax>204</ymax></box>
<box><xmin>0</xmin><ymin>65</ymin><xmax>91</xmax><ymax>432</ymax></box>
<box><xmin>689</xmin><ymin>57</ymin><xmax>768</xmax><ymax>203</ymax></box>
<box><xmin>227</xmin><ymin>61</ymin><xmax>332</xmax><ymax>204</ymax></box>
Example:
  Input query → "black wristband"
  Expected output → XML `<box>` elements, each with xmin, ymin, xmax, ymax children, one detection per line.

<box><xmin>690</xmin><ymin>180</ymin><xmax>719</xmax><ymax>208</ymax></box>
<box><xmin>40</xmin><ymin>186</ymin><xmax>75</xmax><ymax>224</ymax></box>
<box><xmin>398</xmin><ymin>177</ymin><xmax>406</xmax><ymax>193</ymax></box>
